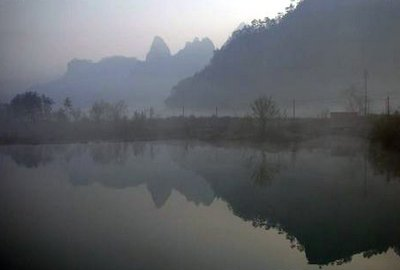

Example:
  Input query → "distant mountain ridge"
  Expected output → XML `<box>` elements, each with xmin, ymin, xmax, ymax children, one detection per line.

<box><xmin>166</xmin><ymin>0</ymin><xmax>400</xmax><ymax>115</ymax></box>
<box><xmin>30</xmin><ymin>36</ymin><xmax>215</xmax><ymax>110</ymax></box>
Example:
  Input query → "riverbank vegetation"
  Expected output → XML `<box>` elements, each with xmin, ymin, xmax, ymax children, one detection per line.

<box><xmin>0</xmin><ymin>91</ymin><xmax>372</xmax><ymax>145</ymax></box>
<box><xmin>369</xmin><ymin>114</ymin><xmax>400</xmax><ymax>151</ymax></box>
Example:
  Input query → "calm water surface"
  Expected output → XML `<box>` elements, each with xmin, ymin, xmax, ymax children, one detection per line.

<box><xmin>1</xmin><ymin>140</ymin><xmax>400</xmax><ymax>270</ymax></box>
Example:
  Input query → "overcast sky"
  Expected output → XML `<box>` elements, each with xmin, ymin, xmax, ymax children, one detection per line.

<box><xmin>0</xmin><ymin>0</ymin><xmax>291</xmax><ymax>94</ymax></box>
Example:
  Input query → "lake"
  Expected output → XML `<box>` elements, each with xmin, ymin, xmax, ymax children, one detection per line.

<box><xmin>1</xmin><ymin>139</ymin><xmax>400</xmax><ymax>270</ymax></box>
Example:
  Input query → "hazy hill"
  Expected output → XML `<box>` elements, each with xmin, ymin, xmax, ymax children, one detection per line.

<box><xmin>29</xmin><ymin>36</ymin><xmax>215</xmax><ymax>110</ymax></box>
<box><xmin>166</xmin><ymin>0</ymin><xmax>400</xmax><ymax>115</ymax></box>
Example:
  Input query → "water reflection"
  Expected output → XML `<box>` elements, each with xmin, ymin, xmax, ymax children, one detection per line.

<box><xmin>369</xmin><ymin>145</ymin><xmax>400</xmax><ymax>181</ymax></box>
<box><xmin>248</xmin><ymin>150</ymin><xmax>284</xmax><ymax>186</ymax></box>
<box><xmin>0</xmin><ymin>145</ymin><xmax>57</xmax><ymax>168</ymax></box>
<box><xmin>1</xmin><ymin>140</ymin><xmax>400</xmax><ymax>269</ymax></box>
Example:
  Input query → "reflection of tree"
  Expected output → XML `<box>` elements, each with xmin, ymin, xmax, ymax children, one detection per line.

<box><xmin>333</xmin><ymin>257</ymin><xmax>352</xmax><ymax>266</ymax></box>
<box><xmin>369</xmin><ymin>145</ymin><xmax>400</xmax><ymax>181</ymax></box>
<box><xmin>132</xmin><ymin>142</ymin><xmax>145</xmax><ymax>157</ymax></box>
<box><xmin>290</xmin><ymin>143</ymin><xmax>298</xmax><ymax>168</ymax></box>
<box><xmin>89</xmin><ymin>143</ymin><xmax>129</xmax><ymax>165</ymax></box>
<box><xmin>249</xmin><ymin>151</ymin><xmax>282</xmax><ymax>186</ymax></box>
<box><xmin>0</xmin><ymin>146</ymin><xmax>56</xmax><ymax>168</ymax></box>
<box><xmin>394</xmin><ymin>246</ymin><xmax>400</xmax><ymax>256</ymax></box>
<box><xmin>174</xmin><ymin>144</ymin><xmax>400</xmax><ymax>267</ymax></box>
<box><xmin>251</xmin><ymin>217</ymin><xmax>304</xmax><ymax>254</ymax></box>
<box><xmin>363</xmin><ymin>249</ymin><xmax>387</xmax><ymax>259</ymax></box>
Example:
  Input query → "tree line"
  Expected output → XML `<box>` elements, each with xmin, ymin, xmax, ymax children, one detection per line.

<box><xmin>0</xmin><ymin>91</ymin><xmax>155</xmax><ymax>123</ymax></box>
<box><xmin>1</xmin><ymin>90</ymin><xmax>376</xmax><ymax>145</ymax></box>
<box><xmin>0</xmin><ymin>91</ymin><xmax>306</xmax><ymax>144</ymax></box>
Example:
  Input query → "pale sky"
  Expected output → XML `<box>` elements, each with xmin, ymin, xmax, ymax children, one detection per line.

<box><xmin>0</xmin><ymin>0</ymin><xmax>291</xmax><ymax>92</ymax></box>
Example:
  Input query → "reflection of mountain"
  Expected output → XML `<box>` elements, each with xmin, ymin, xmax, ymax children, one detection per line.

<box><xmin>171</xmin><ymin>143</ymin><xmax>400</xmax><ymax>265</ymax></box>
<box><xmin>68</xmin><ymin>143</ymin><xmax>216</xmax><ymax>208</ymax></box>
<box><xmin>1</xmin><ymin>143</ymin><xmax>215</xmax><ymax>208</ymax></box>
<box><xmin>29</xmin><ymin>36</ymin><xmax>214</xmax><ymax>109</ymax></box>
<box><xmin>0</xmin><ymin>145</ymin><xmax>61</xmax><ymax>168</ymax></box>
<box><xmin>2</xmin><ymin>142</ymin><xmax>400</xmax><ymax>266</ymax></box>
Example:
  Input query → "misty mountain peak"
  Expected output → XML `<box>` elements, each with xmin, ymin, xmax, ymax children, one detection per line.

<box><xmin>66</xmin><ymin>59</ymin><xmax>93</xmax><ymax>77</ymax></box>
<box><xmin>146</xmin><ymin>36</ymin><xmax>171</xmax><ymax>62</ymax></box>
<box><xmin>176</xmin><ymin>37</ymin><xmax>215</xmax><ymax>58</ymax></box>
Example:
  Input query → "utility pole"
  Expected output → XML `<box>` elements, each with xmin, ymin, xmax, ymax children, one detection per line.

<box><xmin>387</xmin><ymin>96</ymin><xmax>390</xmax><ymax>116</ymax></box>
<box><xmin>215</xmin><ymin>106</ymin><xmax>218</xmax><ymax>118</ymax></box>
<box><xmin>182</xmin><ymin>91</ymin><xmax>185</xmax><ymax>118</ymax></box>
<box><xmin>292</xmin><ymin>99</ymin><xmax>296</xmax><ymax>120</ymax></box>
<box><xmin>364</xmin><ymin>69</ymin><xmax>369</xmax><ymax>116</ymax></box>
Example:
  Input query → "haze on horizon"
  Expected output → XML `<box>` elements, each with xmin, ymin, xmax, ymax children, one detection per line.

<box><xmin>0</xmin><ymin>0</ymin><xmax>292</xmax><ymax>100</ymax></box>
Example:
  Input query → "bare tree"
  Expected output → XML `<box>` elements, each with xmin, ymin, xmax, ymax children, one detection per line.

<box><xmin>90</xmin><ymin>101</ymin><xmax>108</xmax><ymax>122</ymax></box>
<box><xmin>251</xmin><ymin>96</ymin><xmax>280</xmax><ymax>136</ymax></box>
<box><xmin>63</xmin><ymin>97</ymin><xmax>72</xmax><ymax>112</ymax></box>
<box><xmin>90</xmin><ymin>101</ymin><xmax>127</xmax><ymax>122</ymax></box>
<box><xmin>149</xmin><ymin>107</ymin><xmax>155</xmax><ymax>119</ymax></box>
<box><xmin>343</xmin><ymin>84</ymin><xmax>365</xmax><ymax>114</ymax></box>
<box><xmin>111</xmin><ymin>101</ymin><xmax>127</xmax><ymax>121</ymax></box>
